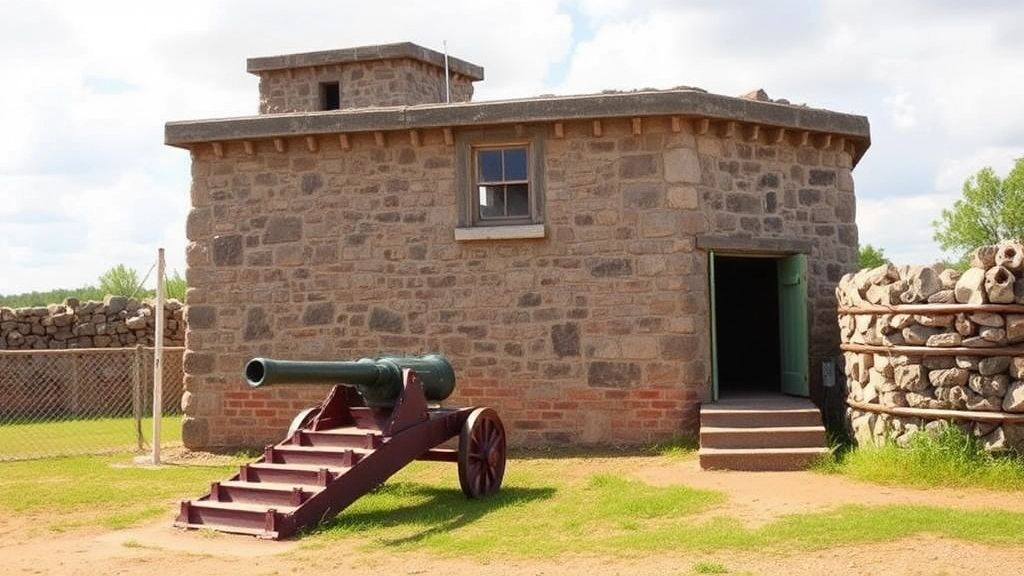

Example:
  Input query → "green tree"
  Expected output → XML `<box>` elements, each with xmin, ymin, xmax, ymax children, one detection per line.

<box><xmin>164</xmin><ymin>270</ymin><xmax>186</xmax><ymax>301</ymax></box>
<box><xmin>98</xmin><ymin>265</ymin><xmax>144</xmax><ymax>298</ymax></box>
<box><xmin>0</xmin><ymin>286</ymin><xmax>104</xmax><ymax>307</ymax></box>
<box><xmin>932</xmin><ymin>158</ymin><xmax>1024</xmax><ymax>263</ymax></box>
<box><xmin>858</xmin><ymin>244</ymin><xmax>889</xmax><ymax>269</ymax></box>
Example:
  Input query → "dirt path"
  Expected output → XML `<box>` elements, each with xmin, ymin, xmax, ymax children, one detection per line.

<box><xmin>637</xmin><ymin>457</ymin><xmax>1024</xmax><ymax>527</ymax></box>
<box><xmin>3</xmin><ymin>456</ymin><xmax>1021</xmax><ymax>576</ymax></box>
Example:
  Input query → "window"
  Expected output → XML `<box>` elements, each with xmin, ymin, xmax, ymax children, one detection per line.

<box><xmin>476</xmin><ymin>147</ymin><xmax>529</xmax><ymax>221</ymax></box>
<box><xmin>455</xmin><ymin>128</ymin><xmax>545</xmax><ymax>240</ymax></box>
<box><xmin>320</xmin><ymin>82</ymin><xmax>340</xmax><ymax>110</ymax></box>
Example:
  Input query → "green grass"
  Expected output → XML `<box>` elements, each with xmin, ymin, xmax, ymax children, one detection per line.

<box><xmin>0</xmin><ymin>453</ymin><xmax>237</xmax><ymax>531</ymax></box>
<box><xmin>309</xmin><ymin>483</ymin><xmax>1024</xmax><ymax>557</ymax></box>
<box><xmin>298</xmin><ymin>454</ymin><xmax>1024</xmax><ymax>558</ymax></box>
<box><xmin>819</xmin><ymin>424</ymin><xmax>1024</xmax><ymax>490</ymax></box>
<box><xmin>306</xmin><ymin>458</ymin><xmax>725</xmax><ymax>556</ymax></box>
<box><xmin>0</xmin><ymin>416</ymin><xmax>182</xmax><ymax>460</ymax></box>
<box><xmin>645</xmin><ymin>433</ymin><xmax>700</xmax><ymax>458</ymax></box>
<box><xmin>691</xmin><ymin>562</ymin><xmax>730</xmax><ymax>574</ymax></box>
<box><xmin>4</xmin><ymin>434</ymin><xmax>1024</xmax><ymax>558</ymax></box>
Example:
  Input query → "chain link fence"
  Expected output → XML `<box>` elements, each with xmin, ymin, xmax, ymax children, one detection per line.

<box><xmin>0</xmin><ymin>346</ymin><xmax>184</xmax><ymax>461</ymax></box>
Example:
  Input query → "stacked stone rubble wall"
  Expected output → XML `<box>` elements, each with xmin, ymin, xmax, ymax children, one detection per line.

<box><xmin>0</xmin><ymin>296</ymin><xmax>185</xmax><ymax>350</ymax></box>
<box><xmin>837</xmin><ymin>240</ymin><xmax>1024</xmax><ymax>450</ymax></box>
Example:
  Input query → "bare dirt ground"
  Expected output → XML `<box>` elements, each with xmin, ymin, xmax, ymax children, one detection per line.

<box><xmin>4</xmin><ymin>454</ymin><xmax>1023</xmax><ymax>576</ymax></box>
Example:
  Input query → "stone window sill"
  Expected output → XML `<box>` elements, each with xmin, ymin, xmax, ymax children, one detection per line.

<box><xmin>453</xmin><ymin>224</ymin><xmax>546</xmax><ymax>241</ymax></box>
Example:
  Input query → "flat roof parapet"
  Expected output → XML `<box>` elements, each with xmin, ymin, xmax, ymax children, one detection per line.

<box><xmin>166</xmin><ymin>88</ymin><xmax>870</xmax><ymax>164</ymax></box>
<box><xmin>246</xmin><ymin>41</ymin><xmax>485</xmax><ymax>81</ymax></box>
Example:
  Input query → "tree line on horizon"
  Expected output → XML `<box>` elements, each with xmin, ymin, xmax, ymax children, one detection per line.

<box><xmin>0</xmin><ymin>265</ymin><xmax>186</xmax><ymax>308</ymax></box>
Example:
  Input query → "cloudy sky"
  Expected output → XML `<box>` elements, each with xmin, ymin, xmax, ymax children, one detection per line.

<box><xmin>2</xmin><ymin>0</ymin><xmax>1023</xmax><ymax>295</ymax></box>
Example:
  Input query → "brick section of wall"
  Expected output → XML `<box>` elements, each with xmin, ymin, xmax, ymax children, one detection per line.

<box><xmin>182</xmin><ymin>117</ymin><xmax>856</xmax><ymax>449</ymax></box>
<box><xmin>256</xmin><ymin>59</ymin><xmax>475</xmax><ymax>114</ymax></box>
<box><xmin>1</xmin><ymin>298</ymin><xmax>185</xmax><ymax>350</ymax></box>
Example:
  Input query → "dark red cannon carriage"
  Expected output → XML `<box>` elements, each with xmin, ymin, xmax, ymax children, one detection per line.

<box><xmin>174</xmin><ymin>355</ymin><xmax>507</xmax><ymax>539</ymax></box>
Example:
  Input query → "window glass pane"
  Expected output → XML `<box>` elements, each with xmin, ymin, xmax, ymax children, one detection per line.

<box><xmin>477</xmin><ymin>150</ymin><xmax>503</xmax><ymax>182</ymax></box>
<box><xmin>506</xmin><ymin>184</ymin><xmax>530</xmax><ymax>217</ymax></box>
<box><xmin>504</xmin><ymin>147</ymin><xmax>528</xmax><ymax>180</ymax></box>
<box><xmin>479</xmin><ymin>185</ymin><xmax>504</xmax><ymax>218</ymax></box>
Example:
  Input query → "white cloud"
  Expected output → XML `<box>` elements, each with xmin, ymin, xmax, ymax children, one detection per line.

<box><xmin>883</xmin><ymin>90</ymin><xmax>917</xmax><ymax>130</ymax></box>
<box><xmin>0</xmin><ymin>169</ymin><xmax>188</xmax><ymax>294</ymax></box>
<box><xmin>934</xmin><ymin>147</ymin><xmax>1024</xmax><ymax>195</ymax></box>
<box><xmin>3</xmin><ymin>0</ymin><xmax>1024</xmax><ymax>294</ymax></box>
<box><xmin>857</xmin><ymin>194</ymin><xmax>956</xmax><ymax>266</ymax></box>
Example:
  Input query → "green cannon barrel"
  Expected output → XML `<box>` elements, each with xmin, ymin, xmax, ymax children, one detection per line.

<box><xmin>244</xmin><ymin>354</ymin><xmax>456</xmax><ymax>407</ymax></box>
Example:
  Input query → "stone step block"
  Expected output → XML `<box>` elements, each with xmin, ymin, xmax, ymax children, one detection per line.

<box><xmin>698</xmin><ymin>447</ymin><xmax>829</xmax><ymax>471</ymax></box>
<box><xmin>699</xmin><ymin>425</ymin><xmax>827</xmax><ymax>449</ymax></box>
<box><xmin>699</xmin><ymin>407</ymin><xmax>824</xmax><ymax>428</ymax></box>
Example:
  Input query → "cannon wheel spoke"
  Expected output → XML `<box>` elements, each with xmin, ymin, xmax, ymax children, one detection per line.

<box><xmin>458</xmin><ymin>407</ymin><xmax>506</xmax><ymax>498</ymax></box>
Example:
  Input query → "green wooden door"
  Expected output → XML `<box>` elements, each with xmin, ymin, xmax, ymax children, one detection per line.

<box><xmin>777</xmin><ymin>254</ymin><xmax>809</xmax><ymax>396</ymax></box>
<box><xmin>709</xmin><ymin>252</ymin><xmax>719</xmax><ymax>401</ymax></box>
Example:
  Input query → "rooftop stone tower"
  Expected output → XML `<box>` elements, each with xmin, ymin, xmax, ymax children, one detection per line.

<box><xmin>246</xmin><ymin>42</ymin><xmax>485</xmax><ymax>113</ymax></box>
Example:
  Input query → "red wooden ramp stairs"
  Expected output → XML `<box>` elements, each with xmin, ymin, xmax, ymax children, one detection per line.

<box><xmin>174</xmin><ymin>372</ymin><xmax>507</xmax><ymax>540</ymax></box>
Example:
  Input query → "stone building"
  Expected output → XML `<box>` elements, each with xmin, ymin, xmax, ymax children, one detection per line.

<box><xmin>166</xmin><ymin>42</ymin><xmax>871</xmax><ymax>450</ymax></box>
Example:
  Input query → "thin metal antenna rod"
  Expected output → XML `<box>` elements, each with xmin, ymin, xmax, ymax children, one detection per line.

<box><xmin>443</xmin><ymin>40</ymin><xmax>451</xmax><ymax>103</ymax></box>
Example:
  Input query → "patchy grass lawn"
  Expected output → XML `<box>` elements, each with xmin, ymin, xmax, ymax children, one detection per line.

<box><xmin>0</xmin><ymin>452</ymin><xmax>236</xmax><ymax>532</ymax></box>
<box><xmin>2</xmin><ymin>435</ymin><xmax>1024</xmax><ymax>560</ymax></box>
<box><xmin>0</xmin><ymin>416</ymin><xmax>182</xmax><ymax>460</ymax></box>
<box><xmin>299</xmin><ymin>453</ymin><xmax>1024</xmax><ymax>558</ymax></box>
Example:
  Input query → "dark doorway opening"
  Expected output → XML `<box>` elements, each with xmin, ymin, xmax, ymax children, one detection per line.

<box><xmin>713</xmin><ymin>256</ymin><xmax>781</xmax><ymax>395</ymax></box>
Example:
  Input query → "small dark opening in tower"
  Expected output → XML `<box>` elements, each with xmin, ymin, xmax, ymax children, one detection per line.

<box><xmin>320</xmin><ymin>82</ymin><xmax>340</xmax><ymax>110</ymax></box>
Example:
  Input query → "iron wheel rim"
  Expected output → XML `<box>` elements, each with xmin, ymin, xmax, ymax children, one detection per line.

<box><xmin>458</xmin><ymin>407</ymin><xmax>506</xmax><ymax>498</ymax></box>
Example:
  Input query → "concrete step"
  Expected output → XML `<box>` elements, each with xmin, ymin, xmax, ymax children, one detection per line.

<box><xmin>698</xmin><ymin>447</ymin><xmax>829</xmax><ymax>471</ymax></box>
<box><xmin>699</xmin><ymin>407</ymin><xmax>824</xmax><ymax>428</ymax></box>
<box><xmin>699</xmin><ymin>425</ymin><xmax>827</xmax><ymax>449</ymax></box>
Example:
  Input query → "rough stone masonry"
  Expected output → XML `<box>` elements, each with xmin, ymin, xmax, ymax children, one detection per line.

<box><xmin>0</xmin><ymin>296</ymin><xmax>185</xmax><ymax>350</ymax></box>
<box><xmin>838</xmin><ymin>240</ymin><xmax>1024</xmax><ymax>450</ymax></box>
<box><xmin>166</xmin><ymin>42</ymin><xmax>870</xmax><ymax>450</ymax></box>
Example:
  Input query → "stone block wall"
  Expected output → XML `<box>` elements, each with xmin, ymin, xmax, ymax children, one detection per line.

<box><xmin>255</xmin><ymin>59</ymin><xmax>475</xmax><ymax>114</ymax></box>
<box><xmin>182</xmin><ymin>116</ymin><xmax>856</xmax><ymax>450</ymax></box>
<box><xmin>696</xmin><ymin>136</ymin><xmax>858</xmax><ymax>375</ymax></box>
<box><xmin>837</xmin><ymin>243</ymin><xmax>1024</xmax><ymax>450</ymax></box>
<box><xmin>0</xmin><ymin>297</ymin><xmax>185</xmax><ymax>350</ymax></box>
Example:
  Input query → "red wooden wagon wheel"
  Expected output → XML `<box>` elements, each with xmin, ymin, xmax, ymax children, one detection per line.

<box><xmin>458</xmin><ymin>407</ymin><xmax>506</xmax><ymax>498</ymax></box>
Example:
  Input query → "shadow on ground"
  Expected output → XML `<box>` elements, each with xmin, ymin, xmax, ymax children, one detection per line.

<box><xmin>310</xmin><ymin>483</ymin><xmax>555</xmax><ymax>546</ymax></box>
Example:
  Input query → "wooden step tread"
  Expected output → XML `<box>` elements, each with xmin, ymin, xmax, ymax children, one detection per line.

<box><xmin>219</xmin><ymin>480</ymin><xmax>325</xmax><ymax>492</ymax></box>
<box><xmin>274</xmin><ymin>445</ymin><xmax>373</xmax><ymax>454</ymax></box>
<box><xmin>173</xmin><ymin>521</ymin><xmax>270</xmax><ymax>537</ymax></box>
<box><xmin>305</xmin><ymin>427</ymin><xmax>382</xmax><ymax>436</ymax></box>
<box><xmin>186</xmin><ymin>499</ymin><xmax>298</xmax><ymax>514</ymax></box>
<box><xmin>248</xmin><ymin>462</ymin><xmax>345</xmax><ymax>472</ymax></box>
